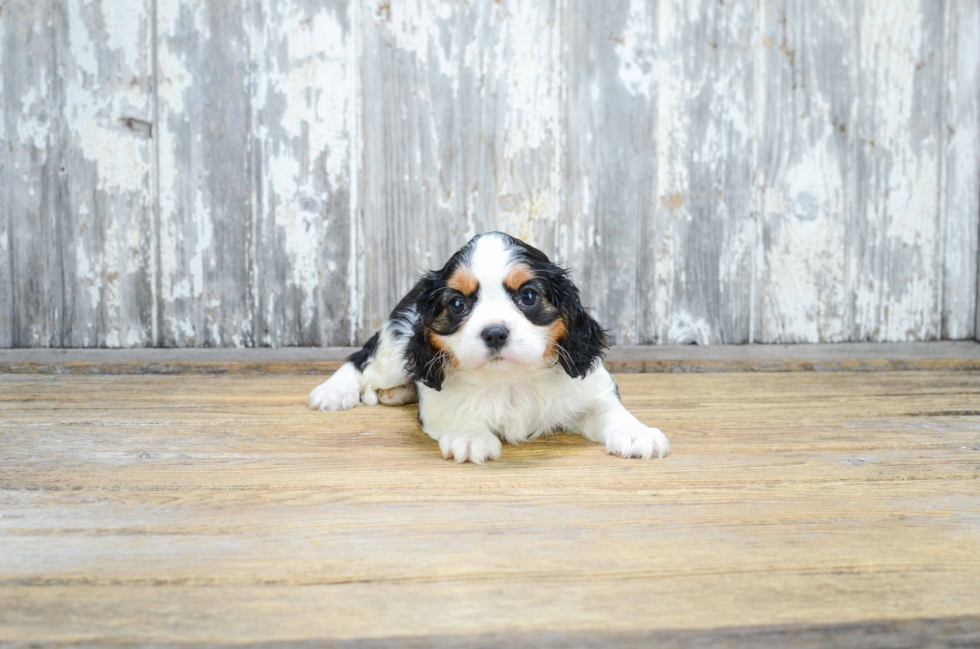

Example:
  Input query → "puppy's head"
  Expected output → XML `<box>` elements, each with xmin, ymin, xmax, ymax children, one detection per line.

<box><xmin>408</xmin><ymin>232</ymin><xmax>606</xmax><ymax>390</ymax></box>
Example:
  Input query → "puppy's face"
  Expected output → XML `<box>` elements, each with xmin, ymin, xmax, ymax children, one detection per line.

<box><xmin>410</xmin><ymin>233</ymin><xmax>606</xmax><ymax>389</ymax></box>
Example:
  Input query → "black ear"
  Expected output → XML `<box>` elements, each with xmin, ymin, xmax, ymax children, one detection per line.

<box><xmin>549</xmin><ymin>268</ymin><xmax>608</xmax><ymax>379</ymax></box>
<box><xmin>407</xmin><ymin>320</ymin><xmax>446</xmax><ymax>390</ymax></box>
<box><xmin>405</xmin><ymin>273</ymin><xmax>448</xmax><ymax>390</ymax></box>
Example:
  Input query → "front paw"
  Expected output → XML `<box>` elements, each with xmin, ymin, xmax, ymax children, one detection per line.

<box><xmin>438</xmin><ymin>431</ymin><xmax>502</xmax><ymax>464</ymax></box>
<box><xmin>606</xmin><ymin>423</ymin><xmax>669</xmax><ymax>460</ymax></box>
<box><xmin>307</xmin><ymin>377</ymin><xmax>360</xmax><ymax>411</ymax></box>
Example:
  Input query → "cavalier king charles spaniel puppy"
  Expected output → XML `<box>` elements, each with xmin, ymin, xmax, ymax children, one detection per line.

<box><xmin>308</xmin><ymin>232</ymin><xmax>669</xmax><ymax>464</ymax></box>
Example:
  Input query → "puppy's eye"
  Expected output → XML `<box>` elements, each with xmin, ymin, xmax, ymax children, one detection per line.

<box><xmin>449</xmin><ymin>297</ymin><xmax>467</xmax><ymax>314</ymax></box>
<box><xmin>519</xmin><ymin>288</ymin><xmax>538</xmax><ymax>307</ymax></box>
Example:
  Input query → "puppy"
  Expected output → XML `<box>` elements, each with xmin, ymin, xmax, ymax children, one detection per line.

<box><xmin>308</xmin><ymin>232</ymin><xmax>669</xmax><ymax>464</ymax></box>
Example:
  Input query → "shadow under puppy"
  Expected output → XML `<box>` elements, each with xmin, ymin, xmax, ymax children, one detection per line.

<box><xmin>309</xmin><ymin>232</ymin><xmax>669</xmax><ymax>464</ymax></box>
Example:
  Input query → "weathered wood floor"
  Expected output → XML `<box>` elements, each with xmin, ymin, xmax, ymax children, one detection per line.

<box><xmin>2</xmin><ymin>360</ymin><xmax>980</xmax><ymax>645</ymax></box>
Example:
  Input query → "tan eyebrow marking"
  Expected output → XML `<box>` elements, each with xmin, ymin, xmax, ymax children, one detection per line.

<box><xmin>447</xmin><ymin>267</ymin><xmax>478</xmax><ymax>296</ymax></box>
<box><xmin>504</xmin><ymin>264</ymin><xmax>534</xmax><ymax>291</ymax></box>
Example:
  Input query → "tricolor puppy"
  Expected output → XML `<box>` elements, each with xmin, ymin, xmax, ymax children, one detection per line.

<box><xmin>308</xmin><ymin>232</ymin><xmax>669</xmax><ymax>464</ymax></box>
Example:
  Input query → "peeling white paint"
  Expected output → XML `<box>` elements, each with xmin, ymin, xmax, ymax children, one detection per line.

<box><xmin>188</xmin><ymin>192</ymin><xmax>213</xmax><ymax>301</ymax></box>
<box><xmin>0</xmin><ymin>13</ymin><xmax>5</xmax><ymax>146</ymax></box>
<box><xmin>74</xmin><ymin>239</ymin><xmax>102</xmax><ymax>311</ymax></box>
<box><xmin>616</xmin><ymin>0</ymin><xmax>655</xmax><ymax>98</ymax></box>
<box><xmin>3</xmin><ymin>0</ymin><xmax>973</xmax><ymax>347</ymax></box>
<box><xmin>250</xmin><ymin>0</ymin><xmax>354</xmax><ymax>344</ymax></box>
<box><xmin>347</xmin><ymin>0</ymin><xmax>363</xmax><ymax>345</ymax></box>
<box><xmin>944</xmin><ymin>0</ymin><xmax>980</xmax><ymax>339</ymax></box>
<box><xmin>17</xmin><ymin>85</ymin><xmax>50</xmax><ymax>150</ymax></box>
<box><xmin>666</xmin><ymin>310</ymin><xmax>712</xmax><ymax>345</ymax></box>
<box><xmin>498</xmin><ymin>0</ymin><xmax>558</xmax><ymax>160</ymax></box>
<box><xmin>852</xmin><ymin>0</ymin><xmax>941</xmax><ymax>341</ymax></box>
<box><xmin>64</xmin><ymin>0</ymin><xmax>149</xmax><ymax>193</ymax></box>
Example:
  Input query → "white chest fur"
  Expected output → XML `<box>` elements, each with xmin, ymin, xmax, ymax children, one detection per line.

<box><xmin>418</xmin><ymin>362</ymin><xmax>616</xmax><ymax>445</ymax></box>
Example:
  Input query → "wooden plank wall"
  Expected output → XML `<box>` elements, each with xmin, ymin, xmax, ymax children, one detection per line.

<box><xmin>1</xmin><ymin>0</ymin><xmax>979</xmax><ymax>348</ymax></box>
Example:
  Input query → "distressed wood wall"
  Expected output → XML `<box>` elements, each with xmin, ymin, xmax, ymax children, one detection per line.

<box><xmin>2</xmin><ymin>0</ymin><xmax>979</xmax><ymax>348</ymax></box>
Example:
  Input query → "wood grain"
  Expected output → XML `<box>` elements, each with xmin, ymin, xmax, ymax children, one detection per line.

<box><xmin>654</xmin><ymin>0</ymin><xmax>757</xmax><ymax>345</ymax></box>
<box><xmin>357</xmin><ymin>0</ymin><xmax>561</xmax><ymax>337</ymax></box>
<box><xmin>560</xmin><ymin>0</ymin><xmax>655</xmax><ymax>345</ymax></box>
<box><xmin>0</xmin><ymin>0</ymin><xmax>6</xmax><ymax>347</ymax></box>
<box><xmin>2</xmin><ymin>0</ymin><xmax>67</xmax><ymax>347</ymax></box>
<box><xmin>757</xmin><ymin>0</ymin><xmax>852</xmax><ymax>343</ymax></box>
<box><xmin>155</xmin><ymin>0</ymin><xmax>254</xmax><ymax>347</ymax></box>
<box><xmin>1</xmin><ymin>369</ymin><xmax>979</xmax><ymax>643</ymax></box>
<box><xmin>1</xmin><ymin>0</ymin><xmax>155</xmax><ymax>348</ymax></box>
<box><xmin>943</xmin><ymin>0</ymin><xmax>980</xmax><ymax>341</ymax></box>
<box><xmin>60</xmin><ymin>0</ymin><xmax>156</xmax><ymax>348</ymax></box>
<box><xmin>851</xmin><ymin>0</ymin><xmax>945</xmax><ymax>342</ymax></box>
<box><xmin>248</xmin><ymin>0</ymin><xmax>354</xmax><ymax>347</ymax></box>
<box><xmin>2</xmin><ymin>0</ymin><xmax>979</xmax><ymax>347</ymax></box>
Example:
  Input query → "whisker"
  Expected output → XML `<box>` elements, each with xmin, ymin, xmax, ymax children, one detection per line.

<box><xmin>554</xmin><ymin>341</ymin><xmax>574</xmax><ymax>370</ymax></box>
<box><xmin>422</xmin><ymin>349</ymin><xmax>449</xmax><ymax>377</ymax></box>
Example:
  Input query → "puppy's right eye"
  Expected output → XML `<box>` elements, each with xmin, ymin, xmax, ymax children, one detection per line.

<box><xmin>449</xmin><ymin>298</ymin><xmax>466</xmax><ymax>314</ymax></box>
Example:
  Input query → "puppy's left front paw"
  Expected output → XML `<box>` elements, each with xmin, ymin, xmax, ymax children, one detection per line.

<box><xmin>606</xmin><ymin>423</ymin><xmax>669</xmax><ymax>460</ymax></box>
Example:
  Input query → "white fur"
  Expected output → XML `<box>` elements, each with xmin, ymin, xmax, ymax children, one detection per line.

<box><xmin>308</xmin><ymin>233</ymin><xmax>669</xmax><ymax>462</ymax></box>
<box><xmin>306</xmin><ymin>319</ymin><xmax>412</xmax><ymax>411</ymax></box>
<box><xmin>307</xmin><ymin>362</ymin><xmax>361</xmax><ymax>411</ymax></box>
<box><xmin>419</xmin><ymin>362</ymin><xmax>668</xmax><ymax>461</ymax></box>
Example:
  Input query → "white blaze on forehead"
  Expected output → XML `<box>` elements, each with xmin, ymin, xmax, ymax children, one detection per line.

<box><xmin>467</xmin><ymin>234</ymin><xmax>515</xmax><ymax>299</ymax></box>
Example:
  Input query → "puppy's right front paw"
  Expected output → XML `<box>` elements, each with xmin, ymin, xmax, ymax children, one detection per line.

<box><xmin>438</xmin><ymin>432</ymin><xmax>502</xmax><ymax>464</ymax></box>
<box><xmin>307</xmin><ymin>378</ymin><xmax>360</xmax><ymax>411</ymax></box>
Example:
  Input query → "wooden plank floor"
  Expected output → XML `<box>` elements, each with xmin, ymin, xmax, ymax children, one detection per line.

<box><xmin>2</xmin><ymin>368</ymin><xmax>980</xmax><ymax>645</ymax></box>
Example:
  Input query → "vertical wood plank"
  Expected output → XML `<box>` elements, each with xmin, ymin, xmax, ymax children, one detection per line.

<box><xmin>653</xmin><ymin>0</ymin><xmax>756</xmax><ymax>344</ymax></box>
<box><xmin>247</xmin><ymin>0</ymin><xmax>353</xmax><ymax>346</ymax></box>
<box><xmin>850</xmin><ymin>0</ymin><xmax>944</xmax><ymax>341</ymax></box>
<box><xmin>756</xmin><ymin>0</ymin><xmax>852</xmax><ymax>343</ymax></box>
<box><xmin>1</xmin><ymin>0</ymin><xmax>66</xmax><ymax>347</ymax></box>
<box><xmin>943</xmin><ymin>0</ymin><xmax>979</xmax><ymax>340</ymax></box>
<box><xmin>2</xmin><ymin>0</ymin><xmax>972</xmax><ymax>347</ymax></box>
<box><xmin>156</xmin><ymin>0</ymin><xmax>254</xmax><ymax>347</ymax></box>
<box><xmin>0</xmin><ymin>0</ymin><xmax>10</xmax><ymax>347</ymax></box>
<box><xmin>357</xmin><ymin>0</ymin><xmax>560</xmax><ymax>338</ymax></box>
<box><xmin>561</xmin><ymin>0</ymin><xmax>657</xmax><ymax>345</ymax></box>
<box><xmin>60</xmin><ymin>0</ymin><xmax>155</xmax><ymax>347</ymax></box>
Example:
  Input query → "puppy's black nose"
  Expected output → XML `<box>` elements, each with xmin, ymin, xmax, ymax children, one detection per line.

<box><xmin>481</xmin><ymin>325</ymin><xmax>509</xmax><ymax>350</ymax></box>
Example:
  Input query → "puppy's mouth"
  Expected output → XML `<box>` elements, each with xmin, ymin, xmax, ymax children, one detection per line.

<box><xmin>481</xmin><ymin>348</ymin><xmax>534</xmax><ymax>368</ymax></box>
<box><xmin>470</xmin><ymin>350</ymin><xmax>509</xmax><ymax>369</ymax></box>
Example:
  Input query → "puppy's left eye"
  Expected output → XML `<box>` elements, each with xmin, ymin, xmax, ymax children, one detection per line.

<box><xmin>519</xmin><ymin>288</ymin><xmax>538</xmax><ymax>307</ymax></box>
<box><xmin>450</xmin><ymin>297</ymin><xmax>467</xmax><ymax>314</ymax></box>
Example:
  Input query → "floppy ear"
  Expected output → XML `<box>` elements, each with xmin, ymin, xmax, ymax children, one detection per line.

<box><xmin>407</xmin><ymin>321</ymin><xmax>447</xmax><ymax>390</ymax></box>
<box><xmin>406</xmin><ymin>273</ymin><xmax>449</xmax><ymax>390</ymax></box>
<box><xmin>549</xmin><ymin>267</ymin><xmax>608</xmax><ymax>379</ymax></box>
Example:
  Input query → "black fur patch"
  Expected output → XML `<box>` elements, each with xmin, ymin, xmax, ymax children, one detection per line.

<box><xmin>406</xmin><ymin>271</ymin><xmax>453</xmax><ymax>390</ymax></box>
<box><xmin>347</xmin><ymin>332</ymin><xmax>380</xmax><ymax>372</ymax></box>
<box><xmin>404</xmin><ymin>236</ymin><xmax>487</xmax><ymax>390</ymax></box>
<box><xmin>350</xmin><ymin>283</ymin><xmax>423</xmax><ymax>374</ymax></box>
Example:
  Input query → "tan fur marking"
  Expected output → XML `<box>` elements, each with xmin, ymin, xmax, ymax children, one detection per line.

<box><xmin>447</xmin><ymin>267</ymin><xmax>478</xmax><ymax>295</ymax></box>
<box><xmin>428</xmin><ymin>331</ymin><xmax>460</xmax><ymax>368</ymax></box>
<box><xmin>545</xmin><ymin>318</ymin><xmax>567</xmax><ymax>360</ymax></box>
<box><xmin>504</xmin><ymin>265</ymin><xmax>535</xmax><ymax>291</ymax></box>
